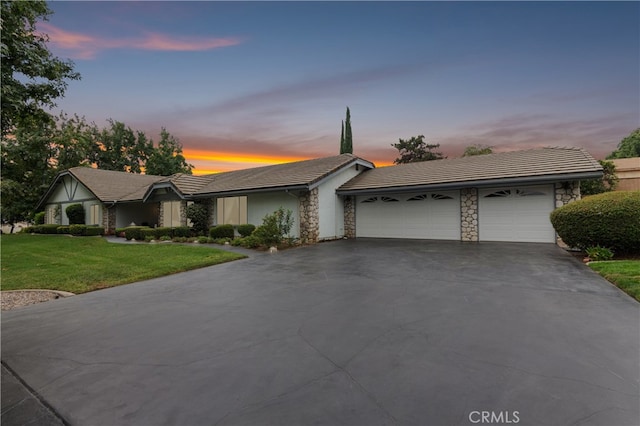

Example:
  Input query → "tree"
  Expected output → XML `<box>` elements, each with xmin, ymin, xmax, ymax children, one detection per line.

<box><xmin>392</xmin><ymin>135</ymin><xmax>444</xmax><ymax>164</ymax></box>
<box><xmin>91</xmin><ymin>119</ymin><xmax>153</xmax><ymax>173</ymax></box>
<box><xmin>339</xmin><ymin>120</ymin><xmax>344</xmax><ymax>154</ymax></box>
<box><xmin>145</xmin><ymin>128</ymin><xmax>194</xmax><ymax>176</ymax></box>
<box><xmin>607</xmin><ymin>128</ymin><xmax>640</xmax><ymax>159</ymax></box>
<box><xmin>1</xmin><ymin>0</ymin><xmax>80</xmax><ymax>136</ymax></box>
<box><xmin>462</xmin><ymin>144</ymin><xmax>493</xmax><ymax>157</ymax></box>
<box><xmin>340</xmin><ymin>107</ymin><xmax>353</xmax><ymax>154</ymax></box>
<box><xmin>580</xmin><ymin>160</ymin><xmax>618</xmax><ymax>196</ymax></box>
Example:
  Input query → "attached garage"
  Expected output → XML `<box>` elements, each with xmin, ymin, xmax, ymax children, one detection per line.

<box><xmin>356</xmin><ymin>191</ymin><xmax>460</xmax><ymax>240</ymax></box>
<box><xmin>478</xmin><ymin>185</ymin><xmax>555</xmax><ymax>243</ymax></box>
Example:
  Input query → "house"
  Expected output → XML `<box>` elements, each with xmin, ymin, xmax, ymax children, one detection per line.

<box><xmin>37</xmin><ymin>147</ymin><xmax>602</xmax><ymax>244</ymax></box>
<box><xmin>610</xmin><ymin>157</ymin><xmax>640</xmax><ymax>191</ymax></box>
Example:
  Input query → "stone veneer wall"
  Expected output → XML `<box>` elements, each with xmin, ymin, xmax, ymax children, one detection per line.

<box><xmin>460</xmin><ymin>188</ymin><xmax>479</xmax><ymax>242</ymax></box>
<box><xmin>343</xmin><ymin>196</ymin><xmax>356</xmax><ymax>238</ymax></box>
<box><xmin>102</xmin><ymin>205</ymin><xmax>117</xmax><ymax>234</ymax></box>
<box><xmin>299</xmin><ymin>188</ymin><xmax>319</xmax><ymax>243</ymax></box>
<box><xmin>554</xmin><ymin>181</ymin><xmax>580</xmax><ymax>207</ymax></box>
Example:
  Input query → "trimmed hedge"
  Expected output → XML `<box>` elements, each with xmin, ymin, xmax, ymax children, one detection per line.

<box><xmin>237</xmin><ymin>224</ymin><xmax>256</xmax><ymax>238</ymax></box>
<box><xmin>69</xmin><ymin>224</ymin><xmax>86</xmax><ymax>236</ymax></box>
<box><xmin>57</xmin><ymin>226</ymin><xmax>71</xmax><ymax>234</ymax></box>
<box><xmin>123</xmin><ymin>226</ymin><xmax>151</xmax><ymax>241</ymax></box>
<box><xmin>35</xmin><ymin>224</ymin><xmax>61</xmax><ymax>234</ymax></box>
<box><xmin>34</xmin><ymin>212</ymin><xmax>45</xmax><ymax>225</ymax></box>
<box><xmin>210</xmin><ymin>224</ymin><xmax>235</xmax><ymax>239</ymax></box>
<box><xmin>65</xmin><ymin>203</ymin><xmax>85</xmax><ymax>225</ymax></box>
<box><xmin>85</xmin><ymin>226</ymin><xmax>105</xmax><ymax>236</ymax></box>
<box><xmin>172</xmin><ymin>226</ymin><xmax>191</xmax><ymax>238</ymax></box>
<box><xmin>550</xmin><ymin>191</ymin><xmax>640</xmax><ymax>254</ymax></box>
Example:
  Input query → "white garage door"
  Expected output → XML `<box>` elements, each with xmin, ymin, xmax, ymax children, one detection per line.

<box><xmin>479</xmin><ymin>185</ymin><xmax>555</xmax><ymax>243</ymax></box>
<box><xmin>356</xmin><ymin>191</ymin><xmax>460</xmax><ymax>240</ymax></box>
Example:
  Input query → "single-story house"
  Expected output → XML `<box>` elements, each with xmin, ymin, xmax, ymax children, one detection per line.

<box><xmin>37</xmin><ymin>147</ymin><xmax>603</xmax><ymax>244</ymax></box>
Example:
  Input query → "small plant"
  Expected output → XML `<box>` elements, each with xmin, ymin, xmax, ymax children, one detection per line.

<box><xmin>159</xmin><ymin>235</ymin><xmax>172</xmax><ymax>242</ymax></box>
<box><xmin>123</xmin><ymin>226</ymin><xmax>151</xmax><ymax>241</ymax></box>
<box><xmin>69</xmin><ymin>224</ymin><xmax>87</xmax><ymax>236</ymax></box>
<box><xmin>33</xmin><ymin>211</ymin><xmax>45</xmax><ymax>225</ymax></box>
<box><xmin>585</xmin><ymin>246</ymin><xmax>614</xmax><ymax>261</ymax></box>
<box><xmin>253</xmin><ymin>207</ymin><xmax>294</xmax><ymax>246</ymax></box>
<box><xmin>65</xmin><ymin>203</ymin><xmax>85</xmax><ymax>225</ymax></box>
<box><xmin>237</xmin><ymin>224</ymin><xmax>256</xmax><ymax>238</ymax></box>
<box><xmin>197</xmin><ymin>236</ymin><xmax>209</xmax><ymax>244</ymax></box>
<box><xmin>210</xmin><ymin>224</ymin><xmax>235</xmax><ymax>239</ymax></box>
<box><xmin>231</xmin><ymin>235</ymin><xmax>262</xmax><ymax>249</ymax></box>
<box><xmin>144</xmin><ymin>235</ymin><xmax>155</xmax><ymax>242</ymax></box>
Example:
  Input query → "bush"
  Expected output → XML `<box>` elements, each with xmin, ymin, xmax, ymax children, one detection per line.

<box><xmin>231</xmin><ymin>235</ymin><xmax>262</xmax><ymax>249</ymax></box>
<box><xmin>34</xmin><ymin>211</ymin><xmax>45</xmax><ymax>225</ymax></box>
<box><xmin>154</xmin><ymin>227</ymin><xmax>173</xmax><ymax>239</ymax></box>
<box><xmin>140</xmin><ymin>228</ymin><xmax>158</xmax><ymax>240</ymax></box>
<box><xmin>35</xmin><ymin>224</ymin><xmax>62</xmax><ymax>234</ymax></box>
<box><xmin>84</xmin><ymin>226</ymin><xmax>104</xmax><ymax>236</ymax></box>
<box><xmin>237</xmin><ymin>224</ymin><xmax>256</xmax><ymax>238</ymax></box>
<box><xmin>123</xmin><ymin>226</ymin><xmax>151</xmax><ymax>241</ymax></box>
<box><xmin>57</xmin><ymin>226</ymin><xmax>70</xmax><ymax>234</ymax></box>
<box><xmin>197</xmin><ymin>236</ymin><xmax>209</xmax><ymax>244</ymax></box>
<box><xmin>186</xmin><ymin>203</ymin><xmax>209</xmax><ymax>235</ymax></box>
<box><xmin>253</xmin><ymin>207</ymin><xmax>294</xmax><ymax>246</ymax></box>
<box><xmin>172</xmin><ymin>226</ymin><xmax>191</xmax><ymax>238</ymax></box>
<box><xmin>69</xmin><ymin>224</ymin><xmax>87</xmax><ymax>236</ymax></box>
<box><xmin>585</xmin><ymin>246</ymin><xmax>614</xmax><ymax>261</ymax></box>
<box><xmin>210</xmin><ymin>224</ymin><xmax>235</xmax><ymax>239</ymax></box>
<box><xmin>550</xmin><ymin>191</ymin><xmax>640</xmax><ymax>254</ymax></box>
<box><xmin>21</xmin><ymin>226</ymin><xmax>35</xmax><ymax>234</ymax></box>
<box><xmin>65</xmin><ymin>203</ymin><xmax>85</xmax><ymax>225</ymax></box>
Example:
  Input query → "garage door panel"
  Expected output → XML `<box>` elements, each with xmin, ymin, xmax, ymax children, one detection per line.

<box><xmin>479</xmin><ymin>185</ymin><xmax>555</xmax><ymax>243</ymax></box>
<box><xmin>356</xmin><ymin>192</ymin><xmax>460</xmax><ymax>240</ymax></box>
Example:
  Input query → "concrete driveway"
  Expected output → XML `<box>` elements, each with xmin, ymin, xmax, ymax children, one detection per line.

<box><xmin>2</xmin><ymin>239</ymin><xmax>639</xmax><ymax>425</ymax></box>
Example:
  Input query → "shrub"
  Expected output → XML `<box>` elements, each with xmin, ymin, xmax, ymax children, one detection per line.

<box><xmin>84</xmin><ymin>226</ymin><xmax>105</xmax><ymax>236</ymax></box>
<box><xmin>253</xmin><ymin>207</ymin><xmax>294</xmax><ymax>246</ymax></box>
<box><xmin>197</xmin><ymin>236</ymin><xmax>209</xmax><ymax>244</ymax></box>
<box><xmin>123</xmin><ymin>226</ymin><xmax>151</xmax><ymax>241</ymax></box>
<box><xmin>154</xmin><ymin>227</ymin><xmax>173</xmax><ymax>239</ymax></box>
<box><xmin>57</xmin><ymin>226</ymin><xmax>70</xmax><ymax>234</ymax></box>
<box><xmin>144</xmin><ymin>235</ymin><xmax>155</xmax><ymax>242</ymax></box>
<box><xmin>172</xmin><ymin>226</ymin><xmax>191</xmax><ymax>238</ymax></box>
<box><xmin>69</xmin><ymin>224</ymin><xmax>87</xmax><ymax>236</ymax></box>
<box><xmin>35</xmin><ymin>224</ymin><xmax>62</xmax><ymax>234</ymax></box>
<box><xmin>237</xmin><ymin>224</ymin><xmax>256</xmax><ymax>238</ymax></box>
<box><xmin>34</xmin><ymin>211</ymin><xmax>45</xmax><ymax>225</ymax></box>
<box><xmin>210</xmin><ymin>224</ymin><xmax>235</xmax><ymax>239</ymax></box>
<box><xmin>172</xmin><ymin>236</ymin><xmax>188</xmax><ymax>243</ymax></box>
<box><xmin>21</xmin><ymin>226</ymin><xmax>35</xmax><ymax>234</ymax></box>
<box><xmin>159</xmin><ymin>235</ymin><xmax>172</xmax><ymax>242</ymax></box>
<box><xmin>550</xmin><ymin>191</ymin><xmax>640</xmax><ymax>254</ymax></box>
<box><xmin>140</xmin><ymin>228</ymin><xmax>158</xmax><ymax>240</ymax></box>
<box><xmin>186</xmin><ymin>203</ymin><xmax>209</xmax><ymax>235</ymax></box>
<box><xmin>65</xmin><ymin>203</ymin><xmax>85</xmax><ymax>225</ymax></box>
<box><xmin>585</xmin><ymin>246</ymin><xmax>614</xmax><ymax>261</ymax></box>
<box><xmin>231</xmin><ymin>235</ymin><xmax>262</xmax><ymax>249</ymax></box>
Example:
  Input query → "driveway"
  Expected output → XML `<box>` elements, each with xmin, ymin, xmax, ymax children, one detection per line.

<box><xmin>2</xmin><ymin>239</ymin><xmax>638</xmax><ymax>425</ymax></box>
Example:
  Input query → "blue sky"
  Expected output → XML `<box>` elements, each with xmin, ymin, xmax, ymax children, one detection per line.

<box><xmin>45</xmin><ymin>1</ymin><xmax>639</xmax><ymax>173</ymax></box>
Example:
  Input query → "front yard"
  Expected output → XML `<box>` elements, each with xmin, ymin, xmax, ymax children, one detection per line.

<box><xmin>0</xmin><ymin>234</ymin><xmax>246</xmax><ymax>294</ymax></box>
<box><xmin>589</xmin><ymin>260</ymin><xmax>640</xmax><ymax>302</ymax></box>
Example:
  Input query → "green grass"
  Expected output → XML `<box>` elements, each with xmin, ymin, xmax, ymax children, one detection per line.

<box><xmin>1</xmin><ymin>234</ymin><xmax>246</xmax><ymax>294</ymax></box>
<box><xmin>589</xmin><ymin>260</ymin><xmax>640</xmax><ymax>302</ymax></box>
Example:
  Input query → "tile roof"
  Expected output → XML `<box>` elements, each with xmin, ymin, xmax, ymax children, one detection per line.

<box><xmin>338</xmin><ymin>147</ymin><xmax>603</xmax><ymax>193</ymax></box>
<box><xmin>188</xmin><ymin>154</ymin><xmax>371</xmax><ymax>196</ymax></box>
<box><xmin>66</xmin><ymin>167</ymin><xmax>166</xmax><ymax>202</ymax></box>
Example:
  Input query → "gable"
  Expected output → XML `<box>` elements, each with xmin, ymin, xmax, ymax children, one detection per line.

<box><xmin>44</xmin><ymin>175</ymin><xmax>98</xmax><ymax>204</ymax></box>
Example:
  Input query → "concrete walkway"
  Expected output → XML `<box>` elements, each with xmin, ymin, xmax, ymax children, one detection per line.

<box><xmin>2</xmin><ymin>239</ymin><xmax>638</xmax><ymax>425</ymax></box>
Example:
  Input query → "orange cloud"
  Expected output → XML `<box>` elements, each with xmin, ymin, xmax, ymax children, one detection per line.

<box><xmin>37</xmin><ymin>22</ymin><xmax>242</xmax><ymax>59</ymax></box>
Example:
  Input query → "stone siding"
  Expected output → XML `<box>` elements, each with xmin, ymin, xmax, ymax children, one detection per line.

<box><xmin>343</xmin><ymin>196</ymin><xmax>356</xmax><ymax>238</ymax></box>
<box><xmin>554</xmin><ymin>181</ymin><xmax>580</xmax><ymax>207</ymax></box>
<box><xmin>299</xmin><ymin>188</ymin><xmax>319</xmax><ymax>243</ymax></box>
<box><xmin>460</xmin><ymin>188</ymin><xmax>478</xmax><ymax>242</ymax></box>
<box><xmin>102</xmin><ymin>205</ymin><xmax>117</xmax><ymax>234</ymax></box>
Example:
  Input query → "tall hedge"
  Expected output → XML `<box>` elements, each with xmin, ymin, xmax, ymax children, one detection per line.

<box><xmin>550</xmin><ymin>191</ymin><xmax>640</xmax><ymax>254</ymax></box>
<box><xmin>65</xmin><ymin>203</ymin><xmax>85</xmax><ymax>224</ymax></box>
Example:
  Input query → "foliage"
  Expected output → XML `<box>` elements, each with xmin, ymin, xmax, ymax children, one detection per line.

<box><xmin>85</xmin><ymin>226</ymin><xmax>104</xmax><ymax>236</ymax></box>
<box><xmin>0</xmin><ymin>0</ymin><xmax>80</xmax><ymax>136</ymax></box>
<box><xmin>123</xmin><ymin>226</ymin><xmax>152</xmax><ymax>241</ymax></box>
<box><xmin>186</xmin><ymin>203</ymin><xmax>209</xmax><ymax>235</ymax></box>
<box><xmin>197</xmin><ymin>236</ymin><xmax>209</xmax><ymax>244</ymax></box>
<box><xmin>585</xmin><ymin>246</ymin><xmax>614</xmax><ymax>261</ymax></box>
<box><xmin>145</xmin><ymin>128</ymin><xmax>194</xmax><ymax>176</ymax></box>
<box><xmin>153</xmin><ymin>227</ymin><xmax>173</xmax><ymax>239</ymax></box>
<box><xmin>57</xmin><ymin>226</ymin><xmax>70</xmax><ymax>234</ymax></box>
<box><xmin>69</xmin><ymin>224</ymin><xmax>86</xmax><ymax>236</ymax></box>
<box><xmin>550</xmin><ymin>191</ymin><xmax>640</xmax><ymax>254</ymax></box>
<box><xmin>34</xmin><ymin>211</ymin><xmax>45</xmax><ymax>224</ymax></box>
<box><xmin>580</xmin><ymin>160</ymin><xmax>618</xmax><ymax>196</ymax></box>
<box><xmin>172</xmin><ymin>226</ymin><xmax>191</xmax><ymax>238</ymax></box>
<box><xmin>159</xmin><ymin>235</ymin><xmax>172</xmax><ymax>242</ymax></box>
<box><xmin>392</xmin><ymin>135</ymin><xmax>444</xmax><ymax>164</ymax></box>
<box><xmin>607</xmin><ymin>128</ymin><xmax>640</xmax><ymax>159</ymax></box>
<box><xmin>231</xmin><ymin>235</ymin><xmax>262</xmax><ymax>249</ymax></box>
<box><xmin>253</xmin><ymin>207</ymin><xmax>294</xmax><ymax>246</ymax></box>
<box><xmin>237</xmin><ymin>224</ymin><xmax>256</xmax><ymax>237</ymax></box>
<box><xmin>65</xmin><ymin>203</ymin><xmax>85</xmax><ymax>225</ymax></box>
<box><xmin>140</xmin><ymin>228</ymin><xmax>158</xmax><ymax>240</ymax></box>
<box><xmin>340</xmin><ymin>107</ymin><xmax>353</xmax><ymax>154</ymax></box>
<box><xmin>462</xmin><ymin>144</ymin><xmax>493</xmax><ymax>156</ymax></box>
<box><xmin>210</xmin><ymin>224</ymin><xmax>235</xmax><ymax>239</ymax></box>
<box><xmin>28</xmin><ymin>224</ymin><xmax>59</xmax><ymax>234</ymax></box>
<box><xmin>589</xmin><ymin>261</ymin><xmax>640</xmax><ymax>302</ymax></box>
<box><xmin>0</xmin><ymin>234</ymin><xmax>246</xmax><ymax>293</ymax></box>
<box><xmin>91</xmin><ymin>119</ymin><xmax>152</xmax><ymax>173</ymax></box>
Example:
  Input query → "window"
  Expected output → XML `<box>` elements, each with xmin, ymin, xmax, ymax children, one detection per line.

<box><xmin>217</xmin><ymin>196</ymin><xmax>247</xmax><ymax>225</ymax></box>
<box><xmin>89</xmin><ymin>204</ymin><xmax>101</xmax><ymax>225</ymax></box>
<box><xmin>45</xmin><ymin>205</ymin><xmax>59</xmax><ymax>224</ymax></box>
<box><xmin>163</xmin><ymin>201</ymin><xmax>182</xmax><ymax>227</ymax></box>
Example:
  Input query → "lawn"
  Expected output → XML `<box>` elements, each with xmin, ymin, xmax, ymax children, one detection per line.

<box><xmin>589</xmin><ymin>260</ymin><xmax>640</xmax><ymax>302</ymax></box>
<box><xmin>1</xmin><ymin>234</ymin><xmax>246</xmax><ymax>294</ymax></box>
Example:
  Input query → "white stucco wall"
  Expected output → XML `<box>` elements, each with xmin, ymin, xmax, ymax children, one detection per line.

<box><xmin>247</xmin><ymin>192</ymin><xmax>300</xmax><ymax>238</ymax></box>
<box><xmin>316</xmin><ymin>164</ymin><xmax>364</xmax><ymax>240</ymax></box>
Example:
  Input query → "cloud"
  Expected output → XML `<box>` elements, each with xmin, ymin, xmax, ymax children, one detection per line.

<box><xmin>37</xmin><ymin>22</ymin><xmax>242</xmax><ymax>59</ymax></box>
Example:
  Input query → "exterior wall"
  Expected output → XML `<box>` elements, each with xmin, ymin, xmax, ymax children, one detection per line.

<box><xmin>47</xmin><ymin>176</ymin><xmax>96</xmax><ymax>204</ymax></box>
<box><xmin>116</xmin><ymin>203</ymin><xmax>160</xmax><ymax>228</ymax></box>
<box><xmin>460</xmin><ymin>188</ymin><xmax>479</xmax><ymax>242</ymax></box>
<box><xmin>343</xmin><ymin>196</ymin><xmax>356</xmax><ymax>238</ymax></box>
<box><xmin>44</xmin><ymin>204</ymin><xmax>61</xmax><ymax>225</ymax></box>
<box><xmin>317</xmin><ymin>164</ymin><xmax>363</xmax><ymax>240</ymax></box>
<box><xmin>611</xmin><ymin>158</ymin><xmax>640</xmax><ymax>191</ymax></box>
<box><xmin>299</xmin><ymin>188</ymin><xmax>319</xmax><ymax>243</ymax></box>
<box><xmin>247</xmin><ymin>192</ymin><xmax>300</xmax><ymax>238</ymax></box>
<box><xmin>554</xmin><ymin>181</ymin><xmax>581</xmax><ymax>207</ymax></box>
<box><xmin>103</xmin><ymin>205</ymin><xmax>117</xmax><ymax>234</ymax></box>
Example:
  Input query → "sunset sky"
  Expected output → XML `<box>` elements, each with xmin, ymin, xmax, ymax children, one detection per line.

<box><xmin>44</xmin><ymin>1</ymin><xmax>639</xmax><ymax>175</ymax></box>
